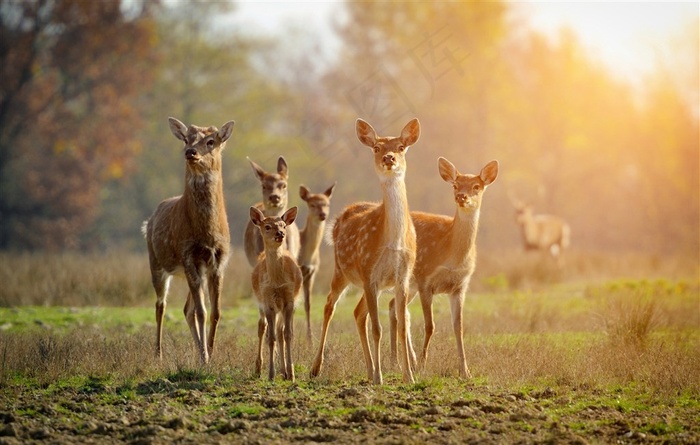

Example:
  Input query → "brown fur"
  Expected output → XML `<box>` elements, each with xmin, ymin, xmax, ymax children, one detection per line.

<box><xmin>143</xmin><ymin>117</ymin><xmax>234</xmax><ymax>364</ymax></box>
<box><xmin>250</xmin><ymin>206</ymin><xmax>303</xmax><ymax>381</ymax></box>
<box><xmin>298</xmin><ymin>183</ymin><xmax>336</xmax><ymax>344</ymax></box>
<box><xmin>310</xmin><ymin>118</ymin><xmax>420</xmax><ymax>384</ymax></box>
<box><xmin>389</xmin><ymin>158</ymin><xmax>498</xmax><ymax>378</ymax></box>
<box><xmin>243</xmin><ymin>157</ymin><xmax>300</xmax><ymax>267</ymax></box>
<box><xmin>513</xmin><ymin>199</ymin><xmax>570</xmax><ymax>265</ymax></box>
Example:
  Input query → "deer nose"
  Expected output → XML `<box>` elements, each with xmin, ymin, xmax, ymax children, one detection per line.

<box><xmin>185</xmin><ymin>148</ymin><xmax>197</xmax><ymax>160</ymax></box>
<box><xmin>456</xmin><ymin>194</ymin><xmax>468</xmax><ymax>204</ymax></box>
<box><xmin>275</xmin><ymin>230</ymin><xmax>285</xmax><ymax>241</ymax></box>
<box><xmin>383</xmin><ymin>154</ymin><xmax>395</xmax><ymax>164</ymax></box>
<box><xmin>319</xmin><ymin>212</ymin><xmax>327</xmax><ymax>221</ymax></box>
<box><xmin>269</xmin><ymin>195</ymin><xmax>281</xmax><ymax>204</ymax></box>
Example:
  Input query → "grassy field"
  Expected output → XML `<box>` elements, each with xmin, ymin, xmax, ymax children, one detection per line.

<box><xmin>0</xmin><ymin>250</ymin><xmax>698</xmax><ymax>443</ymax></box>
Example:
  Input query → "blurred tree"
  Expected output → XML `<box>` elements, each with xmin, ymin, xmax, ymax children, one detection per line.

<box><xmin>0</xmin><ymin>0</ymin><xmax>159</xmax><ymax>250</ymax></box>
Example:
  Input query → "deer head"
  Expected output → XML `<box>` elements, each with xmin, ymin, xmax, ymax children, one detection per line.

<box><xmin>299</xmin><ymin>183</ymin><xmax>336</xmax><ymax>222</ymax></box>
<box><xmin>250</xmin><ymin>206</ymin><xmax>298</xmax><ymax>247</ymax></box>
<box><xmin>356</xmin><ymin>118</ymin><xmax>420</xmax><ymax>182</ymax></box>
<box><xmin>168</xmin><ymin>117</ymin><xmax>234</xmax><ymax>174</ymax></box>
<box><xmin>438</xmin><ymin>157</ymin><xmax>499</xmax><ymax>210</ymax></box>
<box><xmin>248</xmin><ymin>156</ymin><xmax>289</xmax><ymax>211</ymax></box>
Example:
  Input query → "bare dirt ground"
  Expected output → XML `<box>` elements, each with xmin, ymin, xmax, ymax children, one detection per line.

<box><xmin>1</xmin><ymin>371</ymin><xmax>698</xmax><ymax>445</ymax></box>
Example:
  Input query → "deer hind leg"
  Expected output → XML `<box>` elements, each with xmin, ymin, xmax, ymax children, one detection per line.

<box><xmin>255</xmin><ymin>309</ymin><xmax>266</xmax><ymax>377</ymax></box>
<box><xmin>419</xmin><ymin>289</ymin><xmax>435</xmax><ymax>370</ymax></box>
<box><xmin>206</xmin><ymin>270</ymin><xmax>223</xmax><ymax>359</ymax></box>
<box><xmin>152</xmin><ymin>271</ymin><xmax>171</xmax><ymax>360</ymax></box>
<box><xmin>310</xmin><ymin>271</ymin><xmax>349</xmax><ymax>378</ymax></box>
<box><xmin>389</xmin><ymin>289</ymin><xmax>418</xmax><ymax>370</ymax></box>
<box><xmin>450</xmin><ymin>291</ymin><xmax>471</xmax><ymax>379</ymax></box>
<box><xmin>276</xmin><ymin>315</ymin><xmax>286</xmax><ymax>378</ymax></box>
<box><xmin>353</xmin><ymin>296</ymin><xmax>374</xmax><ymax>382</ymax></box>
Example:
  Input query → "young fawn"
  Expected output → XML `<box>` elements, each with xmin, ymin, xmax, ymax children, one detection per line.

<box><xmin>298</xmin><ymin>183</ymin><xmax>336</xmax><ymax>344</ymax></box>
<box><xmin>511</xmin><ymin>196</ymin><xmax>570</xmax><ymax>265</ymax></box>
<box><xmin>389</xmin><ymin>157</ymin><xmax>498</xmax><ymax>378</ymax></box>
<box><xmin>243</xmin><ymin>156</ymin><xmax>300</xmax><ymax>267</ymax></box>
<box><xmin>310</xmin><ymin>118</ymin><xmax>420</xmax><ymax>384</ymax></box>
<box><xmin>143</xmin><ymin>117</ymin><xmax>234</xmax><ymax>364</ymax></box>
<box><xmin>250</xmin><ymin>206</ymin><xmax>303</xmax><ymax>381</ymax></box>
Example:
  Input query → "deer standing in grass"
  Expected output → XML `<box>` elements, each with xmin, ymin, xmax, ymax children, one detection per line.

<box><xmin>298</xmin><ymin>183</ymin><xmax>336</xmax><ymax>344</ymax></box>
<box><xmin>143</xmin><ymin>117</ymin><xmax>234</xmax><ymax>364</ymax></box>
<box><xmin>310</xmin><ymin>118</ymin><xmax>420</xmax><ymax>385</ymax></box>
<box><xmin>511</xmin><ymin>196</ymin><xmax>570</xmax><ymax>264</ymax></box>
<box><xmin>244</xmin><ymin>157</ymin><xmax>300</xmax><ymax>268</ymax></box>
<box><xmin>388</xmin><ymin>157</ymin><xmax>498</xmax><ymax>379</ymax></box>
<box><xmin>250</xmin><ymin>206</ymin><xmax>302</xmax><ymax>381</ymax></box>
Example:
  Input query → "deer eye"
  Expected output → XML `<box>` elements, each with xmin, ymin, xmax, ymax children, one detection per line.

<box><xmin>373</xmin><ymin>145</ymin><xmax>380</xmax><ymax>154</ymax></box>
<box><xmin>264</xmin><ymin>225</ymin><xmax>272</xmax><ymax>231</ymax></box>
<box><xmin>452</xmin><ymin>184</ymin><xmax>458</xmax><ymax>190</ymax></box>
<box><xmin>397</xmin><ymin>145</ymin><xmax>405</xmax><ymax>152</ymax></box>
<box><xmin>206</xmin><ymin>139</ymin><xmax>214</xmax><ymax>148</ymax></box>
<box><xmin>279</xmin><ymin>183</ymin><xmax>286</xmax><ymax>190</ymax></box>
<box><xmin>473</xmin><ymin>184</ymin><xmax>481</xmax><ymax>192</ymax></box>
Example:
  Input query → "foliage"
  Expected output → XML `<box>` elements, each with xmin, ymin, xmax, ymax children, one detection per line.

<box><xmin>0</xmin><ymin>0</ymin><xmax>160</xmax><ymax>250</ymax></box>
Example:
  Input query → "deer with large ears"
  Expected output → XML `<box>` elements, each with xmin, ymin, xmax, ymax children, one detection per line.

<box><xmin>143</xmin><ymin>117</ymin><xmax>234</xmax><ymax>364</ymax></box>
<box><xmin>388</xmin><ymin>157</ymin><xmax>498</xmax><ymax>378</ymax></box>
<box><xmin>510</xmin><ymin>195</ymin><xmax>570</xmax><ymax>265</ymax></box>
<box><xmin>243</xmin><ymin>156</ymin><xmax>300</xmax><ymax>267</ymax></box>
<box><xmin>310</xmin><ymin>118</ymin><xmax>420</xmax><ymax>385</ymax></box>
<box><xmin>298</xmin><ymin>183</ymin><xmax>336</xmax><ymax>344</ymax></box>
<box><xmin>250</xmin><ymin>206</ymin><xmax>303</xmax><ymax>381</ymax></box>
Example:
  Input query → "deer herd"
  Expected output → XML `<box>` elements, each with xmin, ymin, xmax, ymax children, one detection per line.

<box><xmin>143</xmin><ymin>116</ymin><xmax>570</xmax><ymax>384</ymax></box>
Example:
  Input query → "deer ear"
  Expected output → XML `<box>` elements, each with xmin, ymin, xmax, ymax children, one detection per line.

<box><xmin>250</xmin><ymin>206</ymin><xmax>265</xmax><ymax>226</ymax></box>
<box><xmin>168</xmin><ymin>117</ymin><xmax>188</xmax><ymax>142</ymax></box>
<box><xmin>438</xmin><ymin>157</ymin><xmax>457</xmax><ymax>183</ymax></box>
<box><xmin>324</xmin><ymin>182</ymin><xmax>336</xmax><ymax>198</ymax></box>
<box><xmin>299</xmin><ymin>185</ymin><xmax>310</xmax><ymax>201</ymax></box>
<box><xmin>277</xmin><ymin>156</ymin><xmax>288</xmax><ymax>178</ymax></box>
<box><xmin>282</xmin><ymin>206</ymin><xmax>298</xmax><ymax>226</ymax></box>
<box><xmin>400</xmin><ymin>118</ymin><xmax>420</xmax><ymax>147</ymax></box>
<box><xmin>217</xmin><ymin>121</ymin><xmax>235</xmax><ymax>144</ymax></box>
<box><xmin>480</xmin><ymin>160</ymin><xmax>499</xmax><ymax>186</ymax></box>
<box><xmin>356</xmin><ymin>119</ymin><xmax>377</xmax><ymax>147</ymax></box>
<box><xmin>247</xmin><ymin>158</ymin><xmax>265</xmax><ymax>181</ymax></box>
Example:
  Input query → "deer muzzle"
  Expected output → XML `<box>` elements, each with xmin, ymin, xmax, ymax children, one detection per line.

<box><xmin>274</xmin><ymin>231</ymin><xmax>285</xmax><ymax>243</ymax></box>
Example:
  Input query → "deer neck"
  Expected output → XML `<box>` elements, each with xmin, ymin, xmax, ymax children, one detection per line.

<box><xmin>183</xmin><ymin>167</ymin><xmax>225</xmax><ymax>227</ymax></box>
<box><xmin>449</xmin><ymin>206</ymin><xmax>480</xmax><ymax>260</ymax></box>
<box><xmin>379</xmin><ymin>176</ymin><xmax>411</xmax><ymax>250</ymax></box>
<box><xmin>263</xmin><ymin>204</ymin><xmax>286</xmax><ymax>218</ymax></box>
<box><xmin>263</xmin><ymin>244</ymin><xmax>286</xmax><ymax>283</ymax></box>
<box><xmin>299</xmin><ymin>217</ymin><xmax>325</xmax><ymax>263</ymax></box>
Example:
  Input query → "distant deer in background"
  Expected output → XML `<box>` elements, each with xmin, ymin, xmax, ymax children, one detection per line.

<box><xmin>143</xmin><ymin>117</ymin><xmax>234</xmax><ymax>364</ymax></box>
<box><xmin>311</xmin><ymin>118</ymin><xmax>421</xmax><ymax>385</ymax></box>
<box><xmin>510</xmin><ymin>193</ymin><xmax>570</xmax><ymax>264</ymax></box>
<box><xmin>298</xmin><ymin>183</ymin><xmax>336</xmax><ymax>344</ymax></box>
<box><xmin>243</xmin><ymin>157</ymin><xmax>300</xmax><ymax>267</ymax></box>
<box><xmin>250</xmin><ymin>206</ymin><xmax>302</xmax><ymax>381</ymax></box>
<box><xmin>389</xmin><ymin>157</ymin><xmax>498</xmax><ymax>379</ymax></box>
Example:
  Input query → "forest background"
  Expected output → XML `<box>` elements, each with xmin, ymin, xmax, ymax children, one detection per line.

<box><xmin>0</xmin><ymin>0</ymin><xmax>698</xmax><ymax>260</ymax></box>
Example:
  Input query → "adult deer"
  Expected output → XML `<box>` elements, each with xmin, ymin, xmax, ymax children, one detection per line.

<box><xmin>298</xmin><ymin>183</ymin><xmax>336</xmax><ymax>344</ymax></box>
<box><xmin>388</xmin><ymin>157</ymin><xmax>499</xmax><ymax>378</ymax></box>
<box><xmin>310</xmin><ymin>118</ymin><xmax>420</xmax><ymax>384</ymax></box>
<box><xmin>511</xmin><ymin>195</ymin><xmax>570</xmax><ymax>264</ymax></box>
<box><xmin>250</xmin><ymin>206</ymin><xmax>303</xmax><ymax>382</ymax></box>
<box><xmin>243</xmin><ymin>156</ymin><xmax>300</xmax><ymax>267</ymax></box>
<box><xmin>143</xmin><ymin>117</ymin><xmax>234</xmax><ymax>364</ymax></box>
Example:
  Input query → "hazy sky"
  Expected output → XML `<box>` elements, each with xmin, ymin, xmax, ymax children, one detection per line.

<box><xmin>231</xmin><ymin>1</ymin><xmax>698</xmax><ymax>86</ymax></box>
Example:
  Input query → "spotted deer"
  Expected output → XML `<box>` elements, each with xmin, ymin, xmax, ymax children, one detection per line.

<box><xmin>243</xmin><ymin>157</ymin><xmax>300</xmax><ymax>267</ymax></box>
<box><xmin>511</xmin><ymin>195</ymin><xmax>570</xmax><ymax>264</ymax></box>
<box><xmin>250</xmin><ymin>206</ymin><xmax>303</xmax><ymax>381</ymax></box>
<box><xmin>143</xmin><ymin>117</ymin><xmax>234</xmax><ymax>364</ymax></box>
<box><xmin>310</xmin><ymin>118</ymin><xmax>420</xmax><ymax>384</ymax></box>
<box><xmin>298</xmin><ymin>183</ymin><xmax>336</xmax><ymax>344</ymax></box>
<box><xmin>388</xmin><ymin>157</ymin><xmax>498</xmax><ymax>378</ymax></box>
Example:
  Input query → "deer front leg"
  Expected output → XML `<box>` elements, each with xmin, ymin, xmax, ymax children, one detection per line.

<box><xmin>363</xmin><ymin>285</ymin><xmax>383</xmax><ymax>385</ymax></box>
<box><xmin>394</xmin><ymin>282</ymin><xmax>415</xmax><ymax>384</ymax></box>
<box><xmin>450</xmin><ymin>291</ymin><xmax>472</xmax><ymax>379</ymax></box>
<box><xmin>184</xmin><ymin>263</ymin><xmax>209</xmax><ymax>364</ymax></box>
<box><xmin>419</xmin><ymin>290</ymin><xmax>435</xmax><ymax>370</ymax></box>
<box><xmin>266</xmin><ymin>310</ymin><xmax>276</xmax><ymax>381</ymax></box>
<box><xmin>276</xmin><ymin>316</ymin><xmax>286</xmax><ymax>379</ymax></box>
<box><xmin>301</xmin><ymin>265</ymin><xmax>316</xmax><ymax>344</ymax></box>
<box><xmin>207</xmin><ymin>270</ymin><xmax>223</xmax><ymax>358</ymax></box>
<box><xmin>283</xmin><ymin>304</ymin><xmax>295</xmax><ymax>382</ymax></box>
<box><xmin>353</xmin><ymin>296</ymin><xmax>374</xmax><ymax>382</ymax></box>
<box><xmin>389</xmin><ymin>291</ymin><xmax>418</xmax><ymax>370</ymax></box>
<box><xmin>152</xmin><ymin>271</ymin><xmax>170</xmax><ymax>360</ymax></box>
